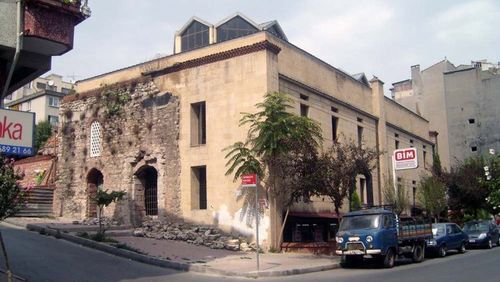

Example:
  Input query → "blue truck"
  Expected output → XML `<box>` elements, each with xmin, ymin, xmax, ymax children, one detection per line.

<box><xmin>335</xmin><ymin>208</ymin><xmax>432</xmax><ymax>268</ymax></box>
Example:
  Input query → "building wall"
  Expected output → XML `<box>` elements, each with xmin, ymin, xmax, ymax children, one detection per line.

<box><xmin>68</xmin><ymin>31</ymin><xmax>433</xmax><ymax>246</ymax></box>
<box><xmin>55</xmin><ymin>81</ymin><xmax>181</xmax><ymax>225</ymax></box>
<box><xmin>444</xmin><ymin>67</ymin><xmax>500</xmax><ymax>165</ymax></box>
<box><xmin>394</xmin><ymin>61</ymin><xmax>457</xmax><ymax>169</ymax></box>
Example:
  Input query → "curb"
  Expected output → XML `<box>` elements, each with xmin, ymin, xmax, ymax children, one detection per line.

<box><xmin>21</xmin><ymin>222</ymin><xmax>340</xmax><ymax>278</ymax></box>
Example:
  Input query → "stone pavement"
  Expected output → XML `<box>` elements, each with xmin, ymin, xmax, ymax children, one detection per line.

<box><xmin>3</xmin><ymin>217</ymin><xmax>341</xmax><ymax>278</ymax></box>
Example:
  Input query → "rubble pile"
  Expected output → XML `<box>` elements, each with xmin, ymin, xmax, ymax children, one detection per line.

<box><xmin>132</xmin><ymin>218</ymin><xmax>256</xmax><ymax>252</ymax></box>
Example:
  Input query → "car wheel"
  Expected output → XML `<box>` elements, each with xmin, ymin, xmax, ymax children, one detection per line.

<box><xmin>458</xmin><ymin>242</ymin><xmax>466</xmax><ymax>253</ymax></box>
<box><xmin>438</xmin><ymin>245</ymin><xmax>447</xmax><ymax>257</ymax></box>
<box><xmin>487</xmin><ymin>239</ymin><xmax>493</xmax><ymax>249</ymax></box>
<box><xmin>383</xmin><ymin>248</ymin><xmax>395</xmax><ymax>268</ymax></box>
<box><xmin>412</xmin><ymin>244</ymin><xmax>424</xmax><ymax>263</ymax></box>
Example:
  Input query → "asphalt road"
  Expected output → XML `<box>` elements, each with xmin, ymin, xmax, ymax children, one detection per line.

<box><xmin>1</xmin><ymin>223</ymin><xmax>500</xmax><ymax>282</ymax></box>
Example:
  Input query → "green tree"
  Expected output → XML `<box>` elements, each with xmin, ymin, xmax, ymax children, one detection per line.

<box><xmin>417</xmin><ymin>176</ymin><xmax>447</xmax><ymax>223</ymax></box>
<box><xmin>0</xmin><ymin>155</ymin><xmax>25</xmax><ymax>282</ymax></box>
<box><xmin>484</xmin><ymin>154</ymin><xmax>500</xmax><ymax>211</ymax></box>
<box><xmin>225</xmin><ymin>92</ymin><xmax>323</xmax><ymax>248</ymax></box>
<box><xmin>89</xmin><ymin>189</ymin><xmax>126</xmax><ymax>239</ymax></box>
<box><xmin>383</xmin><ymin>178</ymin><xmax>410</xmax><ymax>216</ymax></box>
<box><xmin>445</xmin><ymin>156</ymin><xmax>491</xmax><ymax>219</ymax></box>
<box><xmin>351</xmin><ymin>191</ymin><xmax>362</xmax><ymax>211</ymax></box>
<box><xmin>34</xmin><ymin>121</ymin><xmax>53</xmax><ymax>153</ymax></box>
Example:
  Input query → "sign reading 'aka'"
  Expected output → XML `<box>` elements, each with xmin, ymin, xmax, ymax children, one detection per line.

<box><xmin>394</xmin><ymin>148</ymin><xmax>418</xmax><ymax>170</ymax></box>
<box><xmin>0</xmin><ymin>108</ymin><xmax>35</xmax><ymax>157</ymax></box>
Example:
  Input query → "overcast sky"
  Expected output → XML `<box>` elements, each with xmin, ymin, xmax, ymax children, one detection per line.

<box><xmin>51</xmin><ymin>0</ymin><xmax>500</xmax><ymax>92</ymax></box>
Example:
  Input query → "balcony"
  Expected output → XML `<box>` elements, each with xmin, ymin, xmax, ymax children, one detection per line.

<box><xmin>23</xmin><ymin>0</ymin><xmax>89</xmax><ymax>56</ymax></box>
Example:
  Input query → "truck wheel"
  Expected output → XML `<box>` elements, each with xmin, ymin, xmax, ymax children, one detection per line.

<box><xmin>438</xmin><ymin>245</ymin><xmax>447</xmax><ymax>257</ymax></box>
<box><xmin>412</xmin><ymin>244</ymin><xmax>424</xmax><ymax>263</ymax></box>
<box><xmin>383</xmin><ymin>249</ymin><xmax>395</xmax><ymax>268</ymax></box>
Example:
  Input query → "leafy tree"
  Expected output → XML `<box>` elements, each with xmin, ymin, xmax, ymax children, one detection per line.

<box><xmin>34</xmin><ymin>121</ymin><xmax>53</xmax><ymax>153</ymax></box>
<box><xmin>383</xmin><ymin>178</ymin><xmax>410</xmax><ymax>216</ymax></box>
<box><xmin>417</xmin><ymin>176</ymin><xmax>447</xmax><ymax>223</ymax></box>
<box><xmin>0</xmin><ymin>155</ymin><xmax>25</xmax><ymax>282</ymax></box>
<box><xmin>431</xmin><ymin>153</ymin><xmax>443</xmax><ymax>177</ymax></box>
<box><xmin>224</xmin><ymin>92</ymin><xmax>323</xmax><ymax>247</ymax></box>
<box><xmin>445</xmin><ymin>156</ymin><xmax>491</xmax><ymax>219</ymax></box>
<box><xmin>484</xmin><ymin>154</ymin><xmax>500</xmax><ymax>211</ymax></box>
<box><xmin>318</xmin><ymin>139</ymin><xmax>379</xmax><ymax>215</ymax></box>
<box><xmin>89</xmin><ymin>189</ymin><xmax>126</xmax><ymax>239</ymax></box>
<box><xmin>0</xmin><ymin>156</ymin><xmax>24</xmax><ymax>220</ymax></box>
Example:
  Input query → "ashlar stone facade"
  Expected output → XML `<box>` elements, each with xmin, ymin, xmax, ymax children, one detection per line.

<box><xmin>54</xmin><ymin>80</ymin><xmax>181</xmax><ymax>225</ymax></box>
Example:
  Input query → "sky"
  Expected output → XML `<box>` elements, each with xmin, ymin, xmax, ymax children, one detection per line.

<box><xmin>51</xmin><ymin>0</ymin><xmax>500</xmax><ymax>93</ymax></box>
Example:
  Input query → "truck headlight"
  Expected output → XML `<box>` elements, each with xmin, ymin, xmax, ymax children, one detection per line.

<box><xmin>336</xmin><ymin>237</ymin><xmax>344</xmax><ymax>243</ymax></box>
<box><xmin>478</xmin><ymin>233</ymin><xmax>487</xmax><ymax>239</ymax></box>
<box><xmin>366</xmin><ymin>236</ymin><xmax>373</xmax><ymax>243</ymax></box>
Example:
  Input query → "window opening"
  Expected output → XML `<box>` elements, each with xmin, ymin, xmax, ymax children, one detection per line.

<box><xmin>90</xmin><ymin>121</ymin><xmax>102</xmax><ymax>157</ymax></box>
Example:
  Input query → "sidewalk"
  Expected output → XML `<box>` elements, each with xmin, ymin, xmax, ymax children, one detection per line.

<box><xmin>3</xmin><ymin>217</ymin><xmax>340</xmax><ymax>278</ymax></box>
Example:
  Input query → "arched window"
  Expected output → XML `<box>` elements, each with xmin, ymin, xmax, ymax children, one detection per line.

<box><xmin>181</xmin><ymin>21</ymin><xmax>209</xmax><ymax>52</ymax></box>
<box><xmin>216</xmin><ymin>16</ymin><xmax>258</xmax><ymax>43</ymax></box>
<box><xmin>90</xmin><ymin>121</ymin><xmax>102</xmax><ymax>157</ymax></box>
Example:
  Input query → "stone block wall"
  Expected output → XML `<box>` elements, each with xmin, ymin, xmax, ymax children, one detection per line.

<box><xmin>54</xmin><ymin>80</ymin><xmax>180</xmax><ymax>225</ymax></box>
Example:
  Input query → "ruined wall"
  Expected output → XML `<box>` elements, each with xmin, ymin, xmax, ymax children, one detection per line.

<box><xmin>54</xmin><ymin>80</ymin><xmax>180</xmax><ymax>225</ymax></box>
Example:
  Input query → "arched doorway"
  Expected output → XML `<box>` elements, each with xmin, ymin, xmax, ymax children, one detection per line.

<box><xmin>135</xmin><ymin>166</ymin><xmax>158</xmax><ymax>216</ymax></box>
<box><xmin>87</xmin><ymin>168</ymin><xmax>103</xmax><ymax>218</ymax></box>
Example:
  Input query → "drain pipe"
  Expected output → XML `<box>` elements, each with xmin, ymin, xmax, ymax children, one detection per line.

<box><xmin>1</xmin><ymin>0</ymin><xmax>24</xmax><ymax>108</ymax></box>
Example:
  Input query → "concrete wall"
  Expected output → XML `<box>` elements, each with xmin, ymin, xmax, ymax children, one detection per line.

<box><xmin>0</xmin><ymin>2</ymin><xmax>17</xmax><ymax>49</ymax></box>
<box><xmin>444</xmin><ymin>67</ymin><xmax>500</xmax><ymax>165</ymax></box>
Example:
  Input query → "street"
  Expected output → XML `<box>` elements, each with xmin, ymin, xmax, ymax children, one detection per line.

<box><xmin>1</xmin><ymin>224</ymin><xmax>500</xmax><ymax>282</ymax></box>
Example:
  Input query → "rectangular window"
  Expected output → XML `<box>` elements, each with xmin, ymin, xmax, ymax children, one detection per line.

<box><xmin>423</xmin><ymin>150</ymin><xmax>427</xmax><ymax>168</ymax></box>
<box><xmin>61</xmin><ymin>87</ymin><xmax>72</xmax><ymax>94</ymax></box>
<box><xmin>331</xmin><ymin>106</ymin><xmax>338</xmax><ymax>113</ymax></box>
<box><xmin>331</xmin><ymin>116</ymin><xmax>338</xmax><ymax>142</ymax></box>
<box><xmin>48</xmin><ymin>115</ymin><xmax>59</xmax><ymax>126</ymax></box>
<box><xmin>36</xmin><ymin>82</ymin><xmax>46</xmax><ymax>90</ymax></box>
<box><xmin>357</xmin><ymin>117</ymin><xmax>363</xmax><ymax>123</ymax></box>
<box><xmin>299</xmin><ymin>94</ymin><xmax>309</xmax><ymax>101</ymax></box>
<box><xmin>191</xmin><ymin>102</ymin><xmax>206</xmax><ymax>145</ymax></box>
<box><xmin>25</xmin><ymin>101</ymin><xmax>31</xmax><ymax>111</ymax></box>
<box><xmin>300</xmin><ymin>103</ymin><xmax>309</xmax><ymax>117</ymax></box>
<box><xmin>48</xmin><ymin>96</ymin><xmax>60</xmax><ymax>107</ymax></box>
<box><xmin>47</xmin><ymin>85</ymin><xmax>57</xmax><ymax>91</ymax></box>
<box><xmin>357</xmin><ymin>126</ymin><xmax>363</xmax><ymax>147</ymax></box>
<box><xmin>191</xmin><ymin>166</ymin><xmax>207</xmax><ymax>210</ymax></box>
<box><xmin>410</xmin><ymin>139</ymin><xmax>414</xmax><ymax>148</ymax></box>
<box><xmin>395</xmin><ymin>140</ymin><xmax>400</xmax><ymax>149</ymax></box>
<box><xmin>471</xmin><ymin>146</ymin><xmax>477</xmax><ymax>152</ymax></box>
<box><xmin>468</xmin><ymin>118</ymin><xmax>475</xmax><ymax>124</ymax></box>
<box><xmin>395</xmin><ymin>133</ymin><xmax>399</xmax><ymax>138</ymax></box>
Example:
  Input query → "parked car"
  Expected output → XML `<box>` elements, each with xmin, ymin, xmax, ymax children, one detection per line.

<box><xmin>463</xmin><ymin>220</ymin><xmax>500</xmax><ymax>249</ymax></box>
<box><xmin>426</xmin><ymin>223</ymin><xmax>468</xmax><ymax>257</ymax></box>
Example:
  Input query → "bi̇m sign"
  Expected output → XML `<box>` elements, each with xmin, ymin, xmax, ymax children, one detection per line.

<box><xmin>394</xmin><ymin>148</ymin><xmax>418</xmax><ymax>170</ymax></box>
<box><xmin>0</xmin><ymin>108</ymin><xmax>35</xmax><ymax>157</ymax></box>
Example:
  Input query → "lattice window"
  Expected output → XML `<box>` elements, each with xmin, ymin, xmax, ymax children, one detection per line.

<box><xmin>90</xmin><ymin>121</ymin><xmax>102</xmax><ymax>157</ymax></box>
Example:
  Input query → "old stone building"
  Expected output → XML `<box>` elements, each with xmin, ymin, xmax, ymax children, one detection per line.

<box><xmin>56</xmin><ymin>13</ymin><xmax>433</xmax><ymax>248</ymax></box>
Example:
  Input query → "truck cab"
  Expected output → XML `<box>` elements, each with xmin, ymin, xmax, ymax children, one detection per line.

<box><xmin>335</xmin><ymin>208</ymin><xmax>431</xmax><ymax>268</ymax></box>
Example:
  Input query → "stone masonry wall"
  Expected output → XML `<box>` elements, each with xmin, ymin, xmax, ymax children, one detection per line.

<box><xmin>54</xmin><ymin>80</ymin><xmax>180</xmax><ymax>225</ymax></box>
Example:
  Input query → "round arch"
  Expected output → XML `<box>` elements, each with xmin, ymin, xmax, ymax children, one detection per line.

<box><xmin>134</xmin><ymin>165</ymin><xmax>158</xmax><ymax>216</ymax></box>
<box><xmin>86</xmin><ymin>168</ymin><xmax>104</xmax><ymax>218</ymax></box>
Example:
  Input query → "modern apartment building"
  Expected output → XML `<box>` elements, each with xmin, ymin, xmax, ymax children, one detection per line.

<box><xmin>391</xmin><ymin>59</ymin><xmax>500</xmax><ymax>169</ymax></box>
<box><xmin>56</xmin><ymin>13</ymin><xmax>434</xmax><ymax>248</ymax></box>
<box><xmin>4</xmin><ymin>74</ymin><xmax>73</xmax><ymax>125</ymax></box>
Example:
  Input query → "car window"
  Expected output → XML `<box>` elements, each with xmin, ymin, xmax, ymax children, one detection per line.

<box><xmin>452</xmin><ymin>225</ymin><xmax>461</xmax><ymax>234</ymax></box>
<box><xmin>446</xmin><ymin>225</ymin><xmax>453</xmax><ymax>234</ymax></box>
<box><xmin>384</xmin><ymin>215</ymin><xmax>393</xmax><ymax>228</ymax></box>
